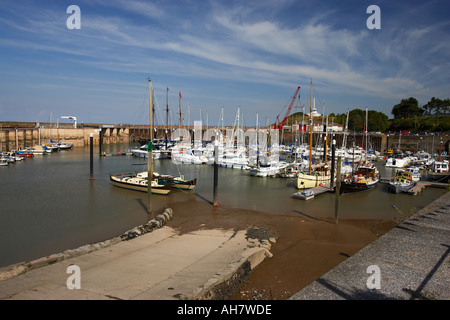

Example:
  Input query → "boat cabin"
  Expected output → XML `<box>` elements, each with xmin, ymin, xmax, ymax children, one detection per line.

<box><xmin>433</xmin><ymin>160</ymin><xmax>449</xmax><ymax>173</ymax></box>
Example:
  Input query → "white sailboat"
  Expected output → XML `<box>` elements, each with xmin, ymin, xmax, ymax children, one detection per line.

<box><xmin>249</xmin><ymin>155</ymin><xmax>289</xmax><ymax>177</ymax></box>
<box><xmin>248</xmin><ymin>113</ymin><xmax>288</xmax><ymax>177</ymax></box>
<box><xmin>0</xmin><ymin>156</ymin><xmax>8</xmax><ymax>166</ymax></box>
<box><xmin>385</xmin><ymin>155</ymin><xmax>412</xmax><ymax>168</ymax></box>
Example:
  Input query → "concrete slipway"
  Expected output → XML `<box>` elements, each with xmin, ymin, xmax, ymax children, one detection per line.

<box><xmin>0</xmin><ymin>209</ymin><xmax>274</xmax><ymax>300</ymax></box>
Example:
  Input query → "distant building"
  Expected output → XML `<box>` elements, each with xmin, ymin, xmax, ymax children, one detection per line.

<box><xmin>309</xmin><ymin>98</ymin><xmax>322</xmax><ymax>117</ymax></box>
<box><xmin>329</xmin><ymin>124</ymin><xmax>344</xmax><ymax>132</ymax></box>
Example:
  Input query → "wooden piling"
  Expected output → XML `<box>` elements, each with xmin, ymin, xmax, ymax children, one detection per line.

<box><xmin>330</xmin><ymin>139</ymin><xmax>336</xmax><ymax>190</ymax></box>
<box><xmin>334</xmin><ymin>156</ymin><xmax>342</xmax><ymax>224</ymax></box>
<box><xmin>147</xmin><ymin>78</ymin><xmax>154</xmax><ymax>215</ymax></box>
<box><xmin>213</xmin><ymin>140</ymin><xmax>219</xmax><ymax>206</ymax></box>
<box><xmin>90</xmin><ymin>133</ymin><xmax>94</xmax><ymax>178</ymax></box>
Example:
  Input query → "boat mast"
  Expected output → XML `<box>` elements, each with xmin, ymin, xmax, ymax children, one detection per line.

<box><xmin>256</xmin><ymin>112</ymin><xmax>259</xmax><ymax>168</ymax></box>
<box><xmin>365</xmin><ymin>107</ymin><xmax>368</xmax><ymax>164</ymax></box>
<box><xmin>301</xmin><ymin>105</ymin><xmax>305</xmax><ymax>145</ymax></box>
<box><xmin>165</xmin><ymin>87</ymin><xmax>169</xmax><ymax>149</ymax></box>
<box><xmin>147</xmin><ymin>78</ymin><xmax>154</xmax><ymax>214</ymax></box>
<box><xmin>309</xmin><ymin>78</ymin><xmax>313</xmax><ymax>174</ymax></box>
<box><xmin>179</xmin><ymin>91</ymin><xmax>182</xmax><ymax>128</ymax></box>
<box><xmin>360</xmin><ymin>107</ymin><xmax>367</xmax><ymax>166</ymax></box>
<box><xmin>152</xmin><ymin>90</ymin><xmax>156</xmax><ymax>129</ymax></box>
<box><xmin>343</xmin><ymin>109</ymin><xmax>349</xmax><ymax>150</ymax></box>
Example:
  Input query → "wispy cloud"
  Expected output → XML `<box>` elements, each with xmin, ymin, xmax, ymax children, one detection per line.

<box><xmin>0</xmin><ymin>0</ymin><xmax>448</xmax><ymax>123</ymax></box>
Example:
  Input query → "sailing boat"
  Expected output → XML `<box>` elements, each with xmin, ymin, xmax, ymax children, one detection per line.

<box><xmin>111</xmin><ymin>79</ymin><xmax>197</xmax><ymax>195</ymax></box>
<box><xmin>340</xmin><ymin>108</ymin><xmax>379</xmax><ymax>194</ymax></box>
<box><xmin>296</xmin><ymin>79</ymin><xmax>332</xmax><ymax>188</ymax></box>
<box><xmin>109</xmin><ymin>172</ymin><xmax>172</xmax><ymax>195</ymax></box>
<box><xmin>248</xmin><ymin>113</ymin><xmax>289</xmax><ymax>177</ymax></box>
<box><xmin>214</xmin><ymin>107</ymin><xmax>250</xmax><ymax>169</ymax></box>
<box><xmin>131</xmin><ymin>90</ymin><xmax>170</xmax><ymax>159</ymax></box>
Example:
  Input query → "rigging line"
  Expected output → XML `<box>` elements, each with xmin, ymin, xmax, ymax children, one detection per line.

<box><xmin>128</xmin><ymin>85</ymin><xmax>149</xmax><ymax>126</ymax></box>
<box><xmin>312</xmin><ymin>85</ymin><xmax>326</xmax><ymax>113</ymax></box>
<box><xmin>153</xmin><ymin>92</ymin><xmax>165</xmax><ymax>127</ymax></box>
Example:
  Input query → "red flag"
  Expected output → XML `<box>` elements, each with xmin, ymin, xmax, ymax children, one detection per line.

<box><xmin>179</xmin><ymin>92</ymin><xmax>182</xmax><ymax>99</ymax></box>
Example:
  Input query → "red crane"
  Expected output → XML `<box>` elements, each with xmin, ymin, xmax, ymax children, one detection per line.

<box><xmin>274</xmin><ymin>86</ymin><xmax>301</xmax><ymax>130</ymax></box>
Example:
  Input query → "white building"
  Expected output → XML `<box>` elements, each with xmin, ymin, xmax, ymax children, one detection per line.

<box><xmin>309</xmin><ymin>98</ymin><xmax>322</xmax><ymax>117</ymax></box>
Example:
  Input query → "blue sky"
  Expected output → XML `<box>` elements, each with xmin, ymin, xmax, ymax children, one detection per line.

<box><xmin>0</xmin><ymin>0</ymin><xmax>449</xmax><ymax>126</ymax></box>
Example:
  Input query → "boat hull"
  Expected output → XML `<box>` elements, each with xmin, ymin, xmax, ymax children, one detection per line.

<box><xmin>340</xmin><ymin>181</ymin><xmax>377</xmax><ymax>195</ymax></box>
<box><xmin>421</xmin><ymin>172</ymin><xmax>450</xmax><ymax>183</ymax></box>
<box><xmin>109</xmin><ymin>174</ymin><xmax>172</xmax><ymax>195</ymax></box>
<box><xmin>388</xmin><ymin>182</ymin><xmax>416</xmax><ymax>194</ymax></box>
<box><xmin>296</xmin><ymin>172</ymin><xmax>331</xmax><ymax>189</ymax></box>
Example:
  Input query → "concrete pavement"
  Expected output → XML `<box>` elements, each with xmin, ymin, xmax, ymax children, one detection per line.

<box><xmin>290</xmin><ymin>190</ymin><xmax>450</xmax><ymax>300</ymax></box>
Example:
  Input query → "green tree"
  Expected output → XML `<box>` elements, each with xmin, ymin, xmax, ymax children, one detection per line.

<box><xmin>423</xmin><ymin>97</ymin><xmax>443</xmax><ymax>116</ymax></box>
<box><xmin>391</xmin><ymin>97</ymin><xmax>424</xmax><ymax>119</ymax></box>
<box><xmin>367</xmin><ymin>110</ymin><xmax>389</xmax><ymax>132</ymax></box>
<box><xmin>443</xmin><ymin>99</ymin><xmax>450</xmax><ymax>115</ymax></box>
<box><xmin>348</xmin><ymin>109</ymin><xmax>365</xmax><ymax>132</ymax></box>
<box><xmin>329</xmin><ymin>109</ymin><xmax>388</xmax><ymax>132</ymax></box>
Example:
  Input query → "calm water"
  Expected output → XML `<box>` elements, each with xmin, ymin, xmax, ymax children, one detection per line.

<box><xmin>0</xmin><ymin>143</ymin><xmax>446</xmax><ymax>268</ymax></box>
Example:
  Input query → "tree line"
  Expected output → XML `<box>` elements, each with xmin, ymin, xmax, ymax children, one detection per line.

<box><xmin>392</xmin><ymin>97</ymin><xmax>450</xmax><ymax>119</ymax></box>
<box><xmin>288</xmin><ymin>97</ymin><xmax>449</xmax><ymax>133</ymax></box>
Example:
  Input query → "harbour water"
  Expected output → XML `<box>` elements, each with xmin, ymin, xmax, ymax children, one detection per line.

<box><xmin>0</xmin><ymin>143</ymin><xmax>447</xmax><ymax>268</ymax></box>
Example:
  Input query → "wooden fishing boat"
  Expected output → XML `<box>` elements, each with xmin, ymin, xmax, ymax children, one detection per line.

<box><xmin>340</xmin><ymin>164</ymin><xmax>379</xmax><ymax>195</ymax></box>
<box><xmin>109</xmin><ymin>172</ymin><xmax>172</xmax><ymax>195</ymax></box>
<box><xmin>388</xmin><ymin>170</ymin><xmax>416</xmax><ymax>194</ymax></box>
<box><xmin>296</xmin><ymin>164</ymin><xmax>332</xmax><ymax>189</ymax></box>
<box><xmin>296</xmin><ymin>79</ymin><xmax>333</xmax><ymax>189</ymax></box>
<box><xmin>404</xmin><ymin>167</ymin><xmax>421</xmax><ymax>181</ymax></box>
<box><xmin>420</xmin><ymin>160</ymin><xmax>450</xmax><ymax>183</ymax></box>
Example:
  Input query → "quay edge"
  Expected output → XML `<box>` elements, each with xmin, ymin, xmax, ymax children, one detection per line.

<box><xmin>289</xmin><ymin>190</ymin><xmax>450</xmax><ymax>300</ymax></box>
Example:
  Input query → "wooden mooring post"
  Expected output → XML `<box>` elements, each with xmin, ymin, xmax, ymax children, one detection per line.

<box><xmin>334</xmin><ymin>155</ymin><xmax>342</xmax><ymax>224</ymax></box>
<box><xmin>213</xmin><ymin>140</ymin><xmax>219</xmax><ymax>207</ymax></box>
<box><xmin>90</xmin><ymin>133</ymin><xmax>94</xmax><ymax>179</ymax></box>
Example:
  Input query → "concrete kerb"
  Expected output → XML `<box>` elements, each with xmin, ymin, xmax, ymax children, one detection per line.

<box><xmin>186</xmin><ymin>231</ymin><xmax>276</xmax><ymax>300</ymax></box>
<box><xmin>0</xmin><ymin>207</ymin><xmax>174</xmax><ymax>282</ymax></box>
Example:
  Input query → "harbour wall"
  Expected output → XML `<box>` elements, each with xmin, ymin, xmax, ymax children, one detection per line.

<box><xmin>1</xmin><ymin>122</ymin><xmax>448</xmax><ymax>155</ymax></box>
<box><xmin>0</xmin><ymin>122</ymin><xmax>129</xmax><ymax>151</ymax></box>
